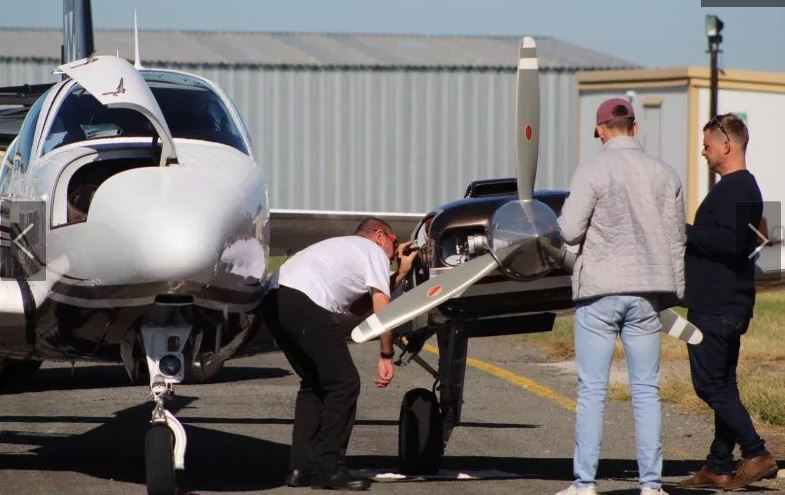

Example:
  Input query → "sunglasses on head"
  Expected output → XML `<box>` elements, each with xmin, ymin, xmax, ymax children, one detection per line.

<box><xmin>708</xmin><ymin>116</ymin><xmax>730</xmax><ymax>142</ymax></box>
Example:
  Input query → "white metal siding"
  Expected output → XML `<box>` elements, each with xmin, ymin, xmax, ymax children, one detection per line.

<box><xmin>0</xmin><ymin>60</ymin><xmax>58</xmax><ymax>86</ymax></box>
<box><xmin>1</xmin><ymin>60</ymin><xmax>579</xmax><ymax>213</ymax></box>
<box><xmin>696</xmin><ymin>86</ymin><xmax>785</xmax><ymax>206</ymax></box>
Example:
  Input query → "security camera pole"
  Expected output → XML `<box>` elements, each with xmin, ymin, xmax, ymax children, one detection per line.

<box><xmin>706</xmin><ymin>14</ymin><xmax>724</xmax><ymax>189</ymax></box>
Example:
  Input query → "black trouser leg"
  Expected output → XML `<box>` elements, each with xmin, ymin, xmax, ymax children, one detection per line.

<box><xmin>687</xmin><ymin>310</ymin><xmax>766</xmax><ymax>473</ymax></box>
<box><xmin>290</xmin><ymin>383</ymin><xmax>322</xmax><ymax>470</ymax></box>
<box><xmin>291</xmin><ymin>310</ymin><xmax>360</xmax><ymax>475</ymax></box>
<box><xmin>262</xmin><ymin>288</ymin><xmax>320</xmax><ymax>471</ymax></box>
<box><xmin>264</xmin><ymin>286</ymin><xmax>361</xmax><ymax>476</ymax></box>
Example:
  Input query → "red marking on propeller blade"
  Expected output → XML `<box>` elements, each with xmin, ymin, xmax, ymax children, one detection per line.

<box><xmin>427</xmin><ymin>284</ymin><xmax>443</xmax><ymax>298</ymax></box>
<box><xmin>524</xmin><ymin>124</ymin><xmax>534</xmax><ymax>141</ymax></box>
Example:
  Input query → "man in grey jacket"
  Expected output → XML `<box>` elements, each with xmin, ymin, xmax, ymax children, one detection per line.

<box><xmin>555</xmin><ymin>98</ymin><xmax>685</xmax><ymax>495</ymax></box>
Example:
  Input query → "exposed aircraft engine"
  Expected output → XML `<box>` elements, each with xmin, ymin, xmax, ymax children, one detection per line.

<box><xmin>439</xmin><ymin>230</ymin><xmax>487</xmax><ymax>266</ymax></box>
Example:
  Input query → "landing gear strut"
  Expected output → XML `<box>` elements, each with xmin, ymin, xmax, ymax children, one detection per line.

<box><xmin>141</xmin><ymin>306</ymin><xmax>192</xmax><ymax>495</ymax></box>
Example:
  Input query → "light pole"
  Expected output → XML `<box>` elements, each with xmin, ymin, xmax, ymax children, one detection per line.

<box><xmin>706</xmin><ymin>14</ymin><xmax>724</xmax><ymax>189</ymax></box>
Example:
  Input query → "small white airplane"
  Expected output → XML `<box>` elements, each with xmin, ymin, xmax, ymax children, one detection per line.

<box><xmin>0</xmin><ymin>2</ymin><xmax>268</xmax><ymax>494</ymax></box>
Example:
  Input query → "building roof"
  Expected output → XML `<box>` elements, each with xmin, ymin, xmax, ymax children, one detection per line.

<box><xmin>578</xmin><ymin>66</ymin><xmax>785</xmax><ymax>93</ymax></box>
<box><xmin>0</xmin><ymin>28</ymin><xmax>638</xmax><ymax>71</ymax></box>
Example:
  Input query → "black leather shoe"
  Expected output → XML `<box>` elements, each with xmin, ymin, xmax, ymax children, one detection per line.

<box><xmin>311</xmin><ymin>470</ymin><xmax>370</xmax><ymax>491</ymax></box>
<box><xmin>285</xmin><ymin>468</ymin><xmax>312</xmax><ymax>487</ymax></box>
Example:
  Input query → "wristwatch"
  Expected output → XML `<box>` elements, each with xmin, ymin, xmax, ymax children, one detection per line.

<box><xmin>380</xmin><ymin>350</ymin><xmax>395</xmax><ymax>359</ymax></box>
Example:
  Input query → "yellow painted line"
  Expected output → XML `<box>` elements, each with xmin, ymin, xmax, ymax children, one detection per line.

<box><xmin>420</xmin><ymin>344</ymin><xmax>698</xmax><ymax>459</ymax></box>
<box><xmin>422</xmin><ymin>343</ymin><xmax>577</xmax><ymax>413</ymax></box>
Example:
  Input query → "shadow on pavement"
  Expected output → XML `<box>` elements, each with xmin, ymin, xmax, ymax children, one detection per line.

<box><xmin>0</xmin><ymin>364</ymin><xmax>290</xmax><ymax>394</ymax></box>
<box><xmin>0</xmin><ymin>395</ymin><xmax>291</xmax><ymax>492</ymax></box>
<box><xmin>603</xmin><ymin>487</ymin><xmax>777</xmax><ymax>495</ymax></box>
<box><xmin>349</xmin><ymin>455</ymin><xmax>714</xmax><ymax>484</ymax></box>
<box><xmin>2</xmin><ymin>395</ymin><xmax>762</xmax><ymax>494</ymax></box>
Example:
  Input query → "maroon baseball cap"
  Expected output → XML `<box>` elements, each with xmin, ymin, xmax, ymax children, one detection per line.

<box><xmin>594</xmin><ymin>98</ymin><xmax>635</xmax><ymax>137</ymax></box>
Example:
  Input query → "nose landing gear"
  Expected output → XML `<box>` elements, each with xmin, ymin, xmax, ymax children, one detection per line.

<box><xmin>141</xmin><ymin>309</ymin><xmax>192</xmax><ymax>495</ymax></box>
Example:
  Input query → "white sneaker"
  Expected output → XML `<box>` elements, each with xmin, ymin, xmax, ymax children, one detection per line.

<box><xmin>555</xmin><ymin>485</ymin><xmax>597</xmax><ymax>495</ymax></box>
<box><xmin>640</xmin><ymin>488</ymin><xmax>668</xmax><ymax>495</ymax></box>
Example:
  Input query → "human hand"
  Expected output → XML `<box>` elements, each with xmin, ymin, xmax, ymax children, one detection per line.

<box><xmin>375</xmin><ymin>357</ymin><xmax>395</xmax><ymax>388</ymax></box>
<box><xmin>395</xmin><ymin>241</ymin><xmax>419</xmax><ymax>276</ymax></box>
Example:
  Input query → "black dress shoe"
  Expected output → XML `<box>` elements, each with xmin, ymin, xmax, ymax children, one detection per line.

<box><xmin>285</xmin><ymin>468</ymin><xmax>312</xmax><ymax>487</ymax></box>
<box><xmin>310</xmin><ymin>470</ymin><xmax>370</xmax><ymax>491</ymax></box>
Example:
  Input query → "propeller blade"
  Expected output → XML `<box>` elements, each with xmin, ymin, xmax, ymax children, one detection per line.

<box><xmin>351</xmin><ymin>254</ymin><xmax>499</xmax><ymax>343</ymax></box>
<box><xmin>542</xmin><ymin>240</ymin><xmax>703</xmax><ymax>345</ymax></box>
<box><xmin>659</xmin><ymin>309</ymin><xmax>703</xmax><ymax>345</ymax></box>
<box><xmin>515</xmin><ymin>36</ymin><xmax>539</xmax><ymax>200</ymax></box>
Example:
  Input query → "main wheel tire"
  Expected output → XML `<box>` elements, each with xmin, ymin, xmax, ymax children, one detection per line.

<box><xmin>398</xmin><ymin>388</ymin><xmax>444</xmax><ymax>475</ymax></box>
<box><xmin>145</xmin><ymin>425</ymin><xmax>177</xmax><ymax>495</ymax></box>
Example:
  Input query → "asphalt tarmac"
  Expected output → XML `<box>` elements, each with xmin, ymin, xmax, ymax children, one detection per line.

<box><xmin>1</xmin><ymin>334</ymin><xmax>783</xmax><ymax>494</ymax></box>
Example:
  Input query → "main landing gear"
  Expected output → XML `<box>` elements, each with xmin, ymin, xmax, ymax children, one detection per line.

<box><xmin>141</xmin><ymin>305</ymin><xmax>192</xmax><ymax>495</ymax></box>
<box><xmin>399</xmin><ymin>387</ymin><xmax>443</xmax><ymax>475</ymax></box>
<box><xmin>395</xmin><ymin>322</ymin><xmax>467</xmax><ymax>476</ymax></box>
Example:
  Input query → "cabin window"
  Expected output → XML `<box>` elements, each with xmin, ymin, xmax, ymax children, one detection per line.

<box><xmin>42</xmin><ymin>86</ymin><xmax>155</xmax><ymax>155</ymax></box>
<box><xmin>11</xmin><ymin>94</ymin><xmax>46</xmax><ymax>176</ymax></box>
<box><xmin>144</xmin><ymin>71</ymin><xmax>248</xmax><ymax>155</ymax></box>
<box><xmin>42</xmin><ymin>72</ymin><xmax>248</xmax><ymax>156</ymax></box>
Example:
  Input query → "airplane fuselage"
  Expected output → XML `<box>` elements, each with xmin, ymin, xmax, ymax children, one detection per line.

<box><xmin>0</xmin><ymin>65</ymin><xmax>269</xmax><ymax>376</ymax></box>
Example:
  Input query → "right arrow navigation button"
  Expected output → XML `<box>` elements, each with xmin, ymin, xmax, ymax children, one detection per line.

<box><xmin>748</xmin><ymin>222</ymin><xmax>770</xmax><ymax>259</ymax></box>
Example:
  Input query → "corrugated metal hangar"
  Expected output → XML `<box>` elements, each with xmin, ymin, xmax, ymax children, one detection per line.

<box><xmin>0</xmin><ymin>28</ymin><xmax>637</xmax><ymax>213</ymax></box>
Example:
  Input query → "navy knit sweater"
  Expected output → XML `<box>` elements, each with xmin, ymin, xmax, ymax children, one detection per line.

<box><xmin>685</xmin><ymin>170</ymin><xmax>762</xmax><ymax>318</ymax></box>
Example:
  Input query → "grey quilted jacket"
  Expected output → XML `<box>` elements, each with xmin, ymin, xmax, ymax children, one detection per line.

<box><xmin>558</xmin><ymin>136</ymin><xmax>686</xmax><ymax>302</ymax></box>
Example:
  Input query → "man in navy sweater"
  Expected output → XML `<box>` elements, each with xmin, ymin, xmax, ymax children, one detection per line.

<box><xmin>679</xmin><ymin>114</ymin><xmax>777</xmax><ymax>490</ymax></box>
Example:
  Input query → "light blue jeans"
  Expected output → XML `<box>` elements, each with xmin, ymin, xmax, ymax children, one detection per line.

<box><xmin>573</xmin><ymin>295</ymin><xmax>663</xmax><ymax>489</ymax></box>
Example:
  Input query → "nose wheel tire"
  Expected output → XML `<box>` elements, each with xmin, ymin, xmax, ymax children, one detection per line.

<box><xmin>398</xmin><ymin>388</ymin><xmax>444</xmax><ymax>475</ymax></box>
<box><xmin>145</xmin><ymin>424</ymin><xmax>177</xmax><ymax>495</ymax></box>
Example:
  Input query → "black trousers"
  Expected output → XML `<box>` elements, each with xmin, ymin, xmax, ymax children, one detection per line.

<box><xmin>686</xmin><ymin>310</ymin><xmax>766</xmax><ymax>474</ymax></box>
<box><xmin>262</xmin><ymin>286</ymin><xmax>362</xmax><ymax>476</ymax></box>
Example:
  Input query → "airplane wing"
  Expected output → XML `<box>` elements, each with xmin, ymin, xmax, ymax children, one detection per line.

<box><xmin>0</xmin><ymin>84</ymin><xmax>54</xmax><ymax>147</ymax></box>
<box><xmin>352</xmin><ymin>238</ymin><xmax>703</xmax><ymax>344</ymax></box>
<box><xmin>0</xmin><ymin>83</ymin><xmax>53</xmax><ymax>106</ymax></box>
<box><xmin>269</xmin><ymin>209</ymin><xmax>424</xmax><ymax>256</ymax></box>
<box><xmin>0</xmin><ymin>255</ymin><xmax>70</xmax><ymax>327</ymax></box>
<box><xmin>0</xmin><ymin>108</ymin><xmax>26</xmax><ymax>149</ymax></box>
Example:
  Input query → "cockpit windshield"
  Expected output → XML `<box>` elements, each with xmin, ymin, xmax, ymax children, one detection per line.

<box><xmin>42</xmin><ymin>70</ymin><xmax>248</xmax><ymax>156</ymax></box>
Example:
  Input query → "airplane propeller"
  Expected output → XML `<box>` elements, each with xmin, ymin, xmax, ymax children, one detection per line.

<box><xmin>352</xmin><ymin>37</ymin><xmax>554</xmax><ymax>344</ymax></box>
<box><xmin>351</xmin><ymin>37</ymin><xmax>702</xmax><ymax>346</ymax></box>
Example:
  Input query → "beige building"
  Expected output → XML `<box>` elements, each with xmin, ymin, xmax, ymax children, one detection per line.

<box><xmin>577</xmin><ymin>68</ymin><xmax>785</xmax><ymax>222</ymax></box>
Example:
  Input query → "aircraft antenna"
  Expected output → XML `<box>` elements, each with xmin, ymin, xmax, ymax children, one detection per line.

<box><xmin>133</xmin><ymin>11</ymin><xmax>143</xmax><ymax>69</ymax></box>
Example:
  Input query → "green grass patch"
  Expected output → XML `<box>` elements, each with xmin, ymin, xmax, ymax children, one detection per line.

<box><xmin>738</xmin><ymin>368</ymin><xmax>785</xmax><ymax>426</ymax></box>
<box><xmin>524</xmin><ymin>290</ymin><xmax>785</xmax><ymax>427</ymax></box>
<box><xmin>268</xmin><ymin>255</ymin><xmax>287</xmax><ymax>273</ymax></box>
<box><xmin>522</xmin><ymin>315</ymin><xmax>575</xmax><ymax>360</ymax></box>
